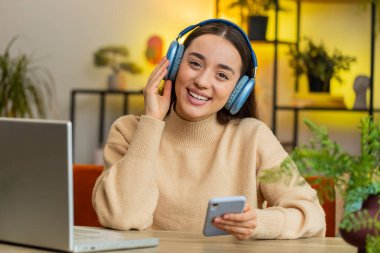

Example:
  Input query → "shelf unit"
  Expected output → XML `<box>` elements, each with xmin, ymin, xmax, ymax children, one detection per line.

<box><xmin>272</xmin><ymin>0</ymin><xmax>378</xmax><ymax>148</ymax></box>
<box><xmin>216</xmin><ymin>0</ymin><xmax>378</xmax><ymax>148</ymax></box>
<box><xmin>69</xmin><ymin>89</ymin><xmax>143</xmax><ymax>160</ymax></box>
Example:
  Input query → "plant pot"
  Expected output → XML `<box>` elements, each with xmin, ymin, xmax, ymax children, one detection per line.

<box><xmin>248</xmin><ymin>15</ymin><xmax>268</xmax><ymax>41</ymax></box>
<box><xmin>340</xmin><ymin>195</ymin><xmax>380</xmax><ymax>253</ymax></box>
<box><xmin>108</xmin><ymin>71</ymin><xmax>127</xmax><ymax>90</ymax></box>
<box><xmin>307</xmin><ymin>73</ymin><xmax>331</xmax><ymax>93</ymax></box>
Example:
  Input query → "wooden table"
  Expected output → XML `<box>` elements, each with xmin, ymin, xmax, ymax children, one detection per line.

<box><xmin>0</xmin><ymin>230</ymin><xmax>357</xmax><ymax>253</ymax></box>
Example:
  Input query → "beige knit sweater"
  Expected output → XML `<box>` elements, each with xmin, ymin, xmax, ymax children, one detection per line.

<box><xmin>92</xmin><ymin>110</ymin><xmax>326</xmax><ymax>239</ymax></box>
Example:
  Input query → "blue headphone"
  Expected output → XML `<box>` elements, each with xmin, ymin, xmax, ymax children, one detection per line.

<box><xmin>164</xmin><ymin>18</ymin><xmax>258</xmax><ymax>115</ymax></box>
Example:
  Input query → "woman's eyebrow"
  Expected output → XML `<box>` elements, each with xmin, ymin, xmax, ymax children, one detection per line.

<box><xmin>188</xmin><ymin>52</ymin><xmax>235</xmax><ymax>75</ymax></box>
<box><xmin>188</xmin><ymin>52</ymin><xmax>205</xmax><ymax>60</ymax></box>
<box><xmin>218</xmin><ymin>63</ymin><xmax>235</xmax><ymax>75</ymax></box>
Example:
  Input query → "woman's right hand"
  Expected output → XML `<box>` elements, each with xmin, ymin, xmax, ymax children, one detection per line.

<box><xmin>143</xmin><ymin>57</ymin><xmax>173</xmax><ymax>121</ymax></box>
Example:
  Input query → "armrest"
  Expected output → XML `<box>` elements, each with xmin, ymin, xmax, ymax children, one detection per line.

<box><xmin>73</xmin><ymin>164</ymin><xmax>104</xmax><ymax>227</ymax></box>
<box><xmin>306</xmin><ymin>176</ymin><xmax>336</xmax><ymax>237</ymax></box>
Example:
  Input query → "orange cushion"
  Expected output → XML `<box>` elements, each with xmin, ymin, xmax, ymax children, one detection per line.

<box><xmin>73</xmin><ymin>164</ymin><xmax>104</xmax><ymax>227</ymax></box>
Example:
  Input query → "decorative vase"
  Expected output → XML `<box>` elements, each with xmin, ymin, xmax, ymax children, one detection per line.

<box><xmin>248</xmin><ymin>15</ymin><xmax>268</xmax><ymax>41</ymax></box>
<box><xmin>307</xmin><ymin>73</ymin><xmax>331</xmax><ymax>93</ymax></box>
<box><xmin>340</xmin><ymin>195</ymin><xmax>380</xmax><ymax>253</ymax></box>
<box><xmin>107</xmin><ymin>71</ymin><xmax>127</xmax><ymax>90</ymax></box>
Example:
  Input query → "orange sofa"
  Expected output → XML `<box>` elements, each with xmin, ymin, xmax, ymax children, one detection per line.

<box><xmin>73</xmin><ymin>164</ymin><xmax>336</xmax><ymax>236</ymax></box>
<box><xmin>73</xmin><ymin>164</ymin><xmax>103</xmax><ymax>227</ymax></box>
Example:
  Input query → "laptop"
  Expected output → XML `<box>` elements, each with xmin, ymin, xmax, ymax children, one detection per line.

<box><xmin>0</xmin><ymin>117</ymin><xmax>159</xmax><ymax>252</ymax></box>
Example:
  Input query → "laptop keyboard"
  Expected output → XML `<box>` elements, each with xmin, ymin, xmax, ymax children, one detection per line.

<box><xmin>74</xmin><ymin>227</ymin><xmax>102</xmax><ymax>242</ymax></box>
<box><xmin>74</xmin><ymin>227</ymin><xmax>130</xmax><ymax>243</ymax></box>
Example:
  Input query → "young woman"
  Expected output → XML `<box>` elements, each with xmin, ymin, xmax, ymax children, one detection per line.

<box><xmin>92</xmin><ymin>19</ymin><xmax>326</xmax><ymax>240</ymax></box>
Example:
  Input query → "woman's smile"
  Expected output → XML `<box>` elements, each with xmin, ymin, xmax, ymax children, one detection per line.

<box><xmin>187</xmin><ymin>88</ymin><xmax>211</xmax><ymax>105</ymax></box>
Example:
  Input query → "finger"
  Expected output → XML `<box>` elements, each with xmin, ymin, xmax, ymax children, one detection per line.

<box><xmin>147</xmin><ymin>64</ymin><xmax>169</xmax><ymax>91</ymax></box>
<box><xmin>223</xmin><ymin>209</ymin><xmax>256</xmax><ymax>222</ymax></box>
<box><xmin>149</xmin><ymin>57</ymin><xmax>166</xmax><ymax>78</ymax></box>
<box><xmin>243</xmin><ymin>203</ymin><xmax>252</xmax><ymax>212</ymax></box>
<box><xmin>214</xmin><ymin>217</ymin><xmax>256</xmax><ymax>229</ymax></box>
<box><xmin>148</xmin><ymin>58</ymin><xmax>169</xmax><ymax>83</ymax></box>
<box><xmin>234</xmin><ymin>233</ymin><xmax>251</xmax><ymax>240</ymax></box>
<box><xmin>213</xmin><ymin>223</ymin><xmax>253</xmax><ymax>239</ymax></box>
<box><xmin>215</xmin><ymin>223</ymin><xmax>252</xmax><ymax>236</ymax></box>
<box><xmin>162</xmin><ymin>80</ymin><xmax>172</xmax><ymax>98</ymax></box>
<box><xmin>145</xmin><ymin>68</ymin><xmax>168</xmax><ymax>95</ymax></box>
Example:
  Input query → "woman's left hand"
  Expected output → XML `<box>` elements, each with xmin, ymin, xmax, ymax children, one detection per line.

<box><xmin>212</xmin><ymin>203</ymin><xmax>257</xmax><ymax>240</ymax></box>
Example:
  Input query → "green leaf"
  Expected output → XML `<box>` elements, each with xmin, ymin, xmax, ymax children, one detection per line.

<box><xmin>93</xmin><ymin>45</ymin><xmax>141</xmax><ymax>75</ymax></box>
<box><xmin>0</xmin><ymin>36</ymin><xmax>54</xmax><ymax>118</ymax></box>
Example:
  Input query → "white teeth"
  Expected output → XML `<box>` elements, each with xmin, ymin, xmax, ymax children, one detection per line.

<box><xmin>188</xmin><ymin>90</ymin><xmax>210</xmax><ymax>101</ymax></box>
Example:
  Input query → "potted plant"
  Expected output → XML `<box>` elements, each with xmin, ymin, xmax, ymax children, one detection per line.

<box><xmin>288</xmin><ymin>37</ymin><xmax>356</xmax><ymax>93</ymax></box>
<box><xmin>228</xmin><ymin>0</ymin><xmax>281</xmax><ymax>41</ymax></box>
<box><xmin>260</xmin><ymin>117</ymin><xmax>380</xmax><ymax>252</ymax></box>
<box><xmin>93</xmin><ymin>45</ymin><xmax>142</xmax><ymax>90</ymax></box>
<box><xmin>0</xmin><ymin>37</ymin><xmax>55</xmax><ymax>118</ymax></box>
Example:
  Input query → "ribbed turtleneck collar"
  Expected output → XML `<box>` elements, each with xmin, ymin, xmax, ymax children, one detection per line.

<box><xmin>163</xmin><ymin>108</ymin><xmax>225</xmax><ymax>147</ymax></box>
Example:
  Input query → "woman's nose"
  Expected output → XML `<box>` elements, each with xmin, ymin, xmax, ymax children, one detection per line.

<box><xmin>194</xmin><ymin>69</ymin><xmax>212</xmax><ymax>89</ymax></box>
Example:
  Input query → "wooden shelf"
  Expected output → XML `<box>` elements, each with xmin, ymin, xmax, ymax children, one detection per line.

<box><xmin>276</xmin><ymin>105</ymin><xmax>380</xmax><ymax>112</ymax></box>
<box><xmin>250</xmin><ymin>39</ymin><xmax>296</xmax><ymax>45</ymax></box>
<box><xmin>293</xmin><ymin>0</ymin><xmax>361</xmax><ymax>3</ymax></box>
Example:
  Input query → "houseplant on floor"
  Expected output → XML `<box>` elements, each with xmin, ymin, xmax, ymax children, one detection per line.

<box><xmin>0</xmin><ymin>37</ymin><xmax>55</xmax><ymax>118</ymax></box>
<box><xmin>260</xmin><ymin>117</ymin><xmax>380</xmax><ymax>252</ymax></box>
<box><xmin>228</xmin><ymin>0</ymin><xmax>281</xmax><ymax>40</ymax></box>
<box><xmin>93</xmin><ymin>45</ymin><xmax>141</xmax><ymax>90</ymax></box>
<box><xmin>288</xmin><ymin>37</ymin><xmax>356</xmax><ymax>93</ymax></box>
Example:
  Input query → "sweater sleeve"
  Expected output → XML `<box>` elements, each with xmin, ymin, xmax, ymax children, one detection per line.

<box><xmin>252</xmin><ymin>123</ymin><xmax>326</xmax><ymax>239</ymax></box>
<box><xmin>92</xmin><ymin>115</ymin><xmax>165</xmax><ymax>230</ymax></box>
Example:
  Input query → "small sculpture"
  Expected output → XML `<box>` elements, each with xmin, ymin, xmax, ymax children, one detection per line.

<box><xmin>353</xmin><ymin>75</ymin><xmax>370</xmax><ymax>109</ymax></box>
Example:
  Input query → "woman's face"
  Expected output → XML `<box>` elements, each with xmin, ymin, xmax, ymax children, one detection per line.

<box><xmin>174</xmin><ymin>34</ymin><xmax>242</xmax><ymax>122</ymax></box>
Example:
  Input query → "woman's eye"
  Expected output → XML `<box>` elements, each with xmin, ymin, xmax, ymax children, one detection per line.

<box><xmin>217</xmin><ymin>72</ymin><xmax>229</xmax><ymax>80</ymax></box>
<box><xmin>189</xmin><ymin>61</ymin><xmax>201</xmax><ymax>68</ymax></box>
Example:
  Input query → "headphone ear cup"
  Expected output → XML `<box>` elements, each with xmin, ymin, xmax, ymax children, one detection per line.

<box><xmin>164</xmin><ymin>41</ymin><xmax>178</xmax><ymax>80</ymax></box>
<box><xmin>225</xmin><ymin>75</ymin><xmax>249</xmax><ymax>111</ymax></box>
<box><xmin>164</xmin><ymin>41</ymin><xmax>184</xmax><ymax>81</ymax></box>
<box><xmin>229</xmin><ymin>78</ymin><xmax>255</xmax><ymax>115</ymax></box>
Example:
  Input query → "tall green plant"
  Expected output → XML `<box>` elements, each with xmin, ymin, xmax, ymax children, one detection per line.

<box><xmin>259</xmin><ymin>117</ymin><xmax>380</xmax><ymax>251</ymax></box>
<box><xmin>0</xmin><ymin>37</ymin><xmax>54</xmax><ymax>118</ymax></box>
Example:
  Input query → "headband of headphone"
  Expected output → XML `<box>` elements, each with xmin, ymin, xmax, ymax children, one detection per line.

<box><xmin>176</xmin><ymin>18</ymin><xmax>258</xmax><ymax>77</ymax></box>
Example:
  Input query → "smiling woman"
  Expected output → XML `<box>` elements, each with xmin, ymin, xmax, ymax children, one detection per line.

<box><xmin>92</xmin><ymin>19</ymin><xmax>326</xmax><ymax>241</ymax></box>
<box><xmin>174</xmin><ymin>34</ymin><xmax>241</xmax><ymax>121</ymax></box>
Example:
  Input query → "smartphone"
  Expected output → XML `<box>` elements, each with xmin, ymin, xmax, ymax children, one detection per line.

<box><xmin>202</xmin><ymin>196</ymin><xmax>246</xmax><ymax>236</ymax></box>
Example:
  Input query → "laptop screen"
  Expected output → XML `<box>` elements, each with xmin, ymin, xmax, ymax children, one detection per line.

<box><xmin>0</xmin><ymin>118</ymin><xmax>74</xmax><ymax>251</ymax></box>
